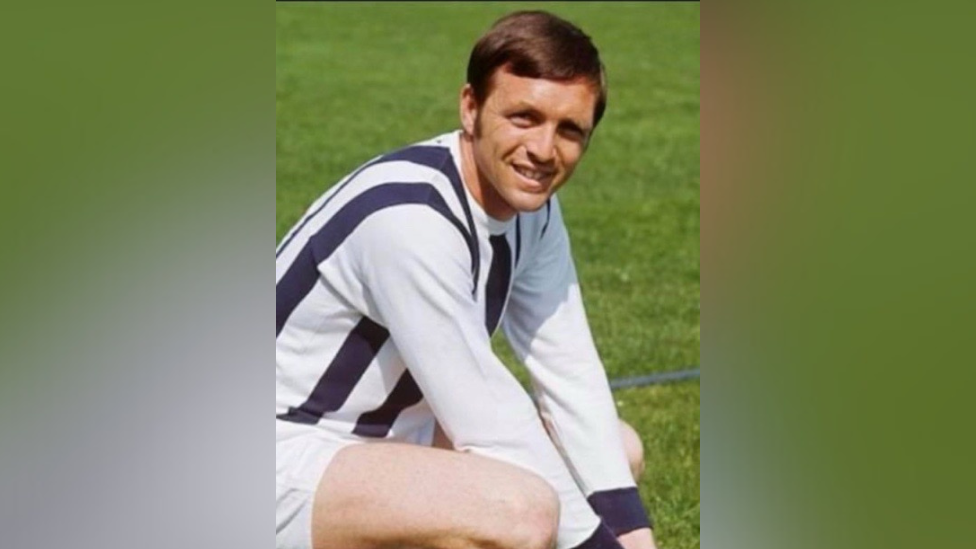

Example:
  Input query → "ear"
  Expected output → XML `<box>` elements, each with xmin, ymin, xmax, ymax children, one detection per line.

<box><xmin>459</xmin><ymin>84</ymin><xmax>478</xmax><ymax>136</ymax></box>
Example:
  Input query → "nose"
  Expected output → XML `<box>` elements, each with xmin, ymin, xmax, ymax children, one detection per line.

<box><xmin>525</xmin><ymin>126</ymin><xmax>556</xmax><ymax>164</ymax></box>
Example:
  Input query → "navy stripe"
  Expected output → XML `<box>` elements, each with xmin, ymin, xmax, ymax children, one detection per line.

<box><xmin>515</xmin><ymin>215</ymin><xmax>522</xmax><ymax>266</ymax></box>
<box><xmin>352</xmin><ymin>371</ymin><xmax>424</xmax><ymax>438</ymax></box>
<box><xmin>571</xmin><ymin>524</ymin><xmax>622</xmax><ymax>549</ymax></box>
<box><xmin>277</xmin><ymin>317</ymin><xmax>390</xmax><ymax>425</ymax></box>
<box><xmin>276</xmin><ymin>245</ymin><xmax>319</xmax><ymax>338</ymax></box>
<box><xmin>485</xmin><ymin>235</ymin><xmax>512</xmax><ymax>335</ymax></box>
<box><xmin>277</xmin><ymin>145</ymin><xmax>480</xmax><ymax>297</ymax></box>
<box><xmin>587</xmin><ymin>488</ymin><xmax>652</xmax><ymax>536</ymax></box>
<box><xmin>275</xmin><ymin>147</ymin><xmax>424</xmax><ymax>259</ymax></box>
<box><xmin>276</xmin><ymin>155</ymin><xmax>382</xmax><ymax>259</ymax></box>
<box><xmin>277</xmin><ymin>182</ymin><xmax>468</xmax><ymax>338</ymax></box>
<box><xmin>541</xmin><ymin>199</ymin><xmax>553</xmax><ymax>237</ymax></box>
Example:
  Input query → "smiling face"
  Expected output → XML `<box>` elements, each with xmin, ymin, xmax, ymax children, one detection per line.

<box><xmin>459</xmin><ymin>68</ymin><xmax>599</xmax><ymax>220</ymax></box>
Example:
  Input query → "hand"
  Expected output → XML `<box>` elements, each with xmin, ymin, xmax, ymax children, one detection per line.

<box><xmin>618</xmin><ymin>527</ymin><xmax>658</xmax><ymax>549</ymax></box>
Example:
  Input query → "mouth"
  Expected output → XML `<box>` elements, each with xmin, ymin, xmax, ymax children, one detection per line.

<box><xmin>512</xmin><ymin>165</ymin><xmax>555</xmax><ymax>191</ymax></box>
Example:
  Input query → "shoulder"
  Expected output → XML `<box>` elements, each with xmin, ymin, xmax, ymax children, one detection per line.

<box><xmin>332</xmin><ymin>136</ymin><xmax>469</xmax><ymax>227</ymax></box>
<box><xmin>349</xmin><ymin>134</ymin><xmax>463</xmax><ymax>192</ymax></box>
<box><xmin>351</xmin><ymin>202</ymin><xmax>478</xmax><ymax>297</ymax></box>
<box><xmin>350</xmin><ymin>198</ymin><xmax>472</xmax><ymax>268</ymax></box>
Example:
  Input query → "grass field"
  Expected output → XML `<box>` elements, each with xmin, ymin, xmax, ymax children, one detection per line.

<box><xmin>277</xmin><ymin>3</ymin><xmax>699</xmax><ymax>547</ymax></box>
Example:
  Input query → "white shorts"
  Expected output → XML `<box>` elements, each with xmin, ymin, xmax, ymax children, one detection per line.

<box><xmin>275</xmin><ymin>430</ymin><xmax>351</xmax><ymax>549</ymax></box>
<box><xmin>275</xmin><ymin>420</ymin><xmax>436</xmax><ymax>549</ymax></box>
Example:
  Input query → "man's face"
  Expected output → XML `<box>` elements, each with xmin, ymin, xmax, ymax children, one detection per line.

<box><xmin>460</xmin><ymin>69</ymin><xmax>598</xmax><ymax>220</ymax></box>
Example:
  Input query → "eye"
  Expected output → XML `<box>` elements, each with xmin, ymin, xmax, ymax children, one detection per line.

<box><xmin>509</xmin><ymin>112</ymin><xmax>536</xmax><ymax>127</ymax></box>
<box><xmin>559</xmin><ymin>124</ymin><xmax>587</xmax><ymax>142</ymax></box>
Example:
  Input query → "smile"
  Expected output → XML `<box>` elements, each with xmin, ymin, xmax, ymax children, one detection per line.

<box><xmin>513</xmin><ymin>165</ymin><xmax>554</xmax><ymax>185</ymax></box>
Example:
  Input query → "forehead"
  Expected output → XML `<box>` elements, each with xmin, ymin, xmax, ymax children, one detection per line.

<box><xmin>484</xmin><ymin>69</ymin><xmax>599</xmax><ymax>127</ymax></box>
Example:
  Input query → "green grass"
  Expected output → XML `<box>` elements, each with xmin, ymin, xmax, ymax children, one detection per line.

<box><xmin>277</xmin><ymin>3</ymin><xmax>699</xmax><ymax>547</ymax></box>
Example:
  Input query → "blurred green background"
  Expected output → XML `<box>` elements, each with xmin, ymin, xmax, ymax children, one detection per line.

<box><xmin>277</xmin><ymin>3</ymin><xmax>699</xmax><ymax>547</ymax></box>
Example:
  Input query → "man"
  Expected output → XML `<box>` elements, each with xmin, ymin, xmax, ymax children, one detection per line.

<box><xmin>276</xmin><ymin>10</ymin><xmax>659</xmax><ymax>549</ymax></box>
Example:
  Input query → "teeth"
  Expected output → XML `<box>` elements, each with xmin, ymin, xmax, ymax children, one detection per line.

<box><xmin>515</xmin><ymin>166</ymin><xmax>548</xmax><ymax>181</ymax></box>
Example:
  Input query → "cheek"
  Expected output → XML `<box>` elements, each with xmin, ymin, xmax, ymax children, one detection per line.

<box><xmin>558</xmin><ymin>146</ymin><xmax>585</xmax><ymax>170</ymax></box>
<box><xmin>475</xmin><ymin>141</ymin><xmax>505</xmax><ymax>178</ymax></box>
<box><xmin>485</xmin><ymin>121</ymin><xmax>522</xmax><ymax>147</ymax></box>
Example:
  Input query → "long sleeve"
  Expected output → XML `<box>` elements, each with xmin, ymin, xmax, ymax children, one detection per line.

<box><xmin>501</xmin><ymin>198</ymin><xmax>652</xmax><ymax>536</ymax></box>
<box><xmin>349</xmin><ymin>203</ymin><xmax>614</xmax><ymax>549</ymax></box>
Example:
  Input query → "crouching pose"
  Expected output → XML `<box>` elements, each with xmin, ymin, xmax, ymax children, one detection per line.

<box><xmin>276</xmin><ymin>10</ymin><xmax>659</xmax><ymax>549</ymax></box>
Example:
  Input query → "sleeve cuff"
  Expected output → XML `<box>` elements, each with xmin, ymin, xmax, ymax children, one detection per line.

<box><xmin>587</xmin><ymin>487</ymin><xmax>653</xmax><ymax>536</ymax></box>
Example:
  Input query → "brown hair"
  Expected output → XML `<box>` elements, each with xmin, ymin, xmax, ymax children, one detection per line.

<box><xmin>466</xmin><ymin>10</ymin><xmax>608</xmax><ymax>127</ymax></box>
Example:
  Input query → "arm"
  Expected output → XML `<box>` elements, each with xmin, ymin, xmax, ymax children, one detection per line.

<box><xmin>501</xmin><ymin>199</ymin><xmax>654</xmax><ymax>541</ymax></box>
<box><xmin>350</xmin><ymin>204</ymin><xmax>616</xmax><ymax>549</ymax></box>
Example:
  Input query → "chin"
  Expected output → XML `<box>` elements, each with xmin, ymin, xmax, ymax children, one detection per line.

<box><xmin>508</xmin><ymin>193</ymin><xmax>550</xmax><ymax>213</ymax></box>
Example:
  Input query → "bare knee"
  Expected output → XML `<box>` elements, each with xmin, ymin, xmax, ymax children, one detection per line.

<box><xmin>620</xmin><ymin>420</ymin><xmax>646</xmax><ymax>482</ymax></box>
<box><xmin>478</xmin><ymin>470</ymin><xmax>559</xmax><ymax>549</ymax></box>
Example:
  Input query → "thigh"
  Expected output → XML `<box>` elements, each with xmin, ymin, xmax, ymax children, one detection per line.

<box><xmin>311</xmin><ymin>442</ymin><xmax>553</xmax><ymax>549</ymax></box>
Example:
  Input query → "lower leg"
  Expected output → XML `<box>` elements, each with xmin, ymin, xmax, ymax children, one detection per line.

<box><xmin>619</xmin><ymin>420</ymin><xmax>646</xmax><ymax>482</ymax></box>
